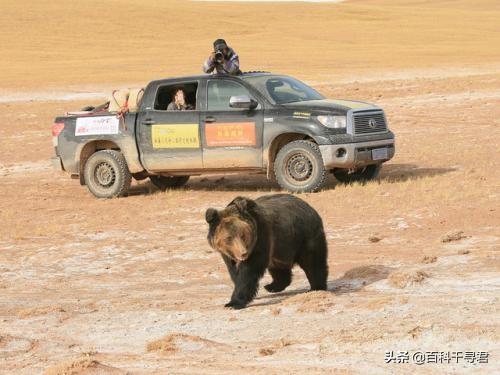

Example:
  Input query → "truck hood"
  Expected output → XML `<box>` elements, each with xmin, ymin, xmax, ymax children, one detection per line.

<box><xmin>282</xmin><ymin>99</ymin><xmax>379</xmax><ymax>113</ymax></box>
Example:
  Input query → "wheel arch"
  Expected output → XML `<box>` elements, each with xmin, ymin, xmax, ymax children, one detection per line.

<box><xmin>77</xmin><ymin>140</ymin><xmax>121</xmax><ymax>185</ymax></box>
<box><xmin>76</xmin><ymin>138</ymin><xmax>144</xmax><ymax>185</ymax></box>
<box><xmin>83</xmin><ymin>149</ymin><xmax>132</xmax><ymax>198</ymax></box>
<box><xmin>265</xmin><ymin>132</ymin><xmax>316</xmax><ymax>179</ymax></box>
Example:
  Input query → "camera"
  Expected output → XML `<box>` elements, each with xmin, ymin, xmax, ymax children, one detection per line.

<box><xmin>214</xmin><ymin>50</ymin><xmax>224</xmax><ymax>63</ymax></box>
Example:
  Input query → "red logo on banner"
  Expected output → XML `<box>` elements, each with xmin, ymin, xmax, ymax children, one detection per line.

<box><xmin>205</xmin><ymin>122</ymin><xmax>256</xmax><ymax>147</ymax></box>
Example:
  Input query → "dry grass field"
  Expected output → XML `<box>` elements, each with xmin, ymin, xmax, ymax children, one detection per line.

<box><xmin>0</xmin><ymin>0</ymin><xmax>499</xmax><ymax>374</ymax></box>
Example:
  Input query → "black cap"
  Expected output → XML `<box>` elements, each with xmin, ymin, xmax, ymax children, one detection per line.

<box><xmin>213</xmin><ymin>38</ymin><xmax>228</xmax><ymax>51</ymax></box>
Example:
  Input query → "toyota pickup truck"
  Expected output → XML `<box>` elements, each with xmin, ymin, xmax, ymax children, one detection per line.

<box><xmin>51</xmin><ymin>72</ymin><xmax>395</xmax><ymax>198</ymax></box>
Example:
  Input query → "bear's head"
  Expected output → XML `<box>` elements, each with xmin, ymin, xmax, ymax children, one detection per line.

<box><xmin>205</xmin><ymin>197</ymin><xmax>258</xmax><ymax>262</ymax></box>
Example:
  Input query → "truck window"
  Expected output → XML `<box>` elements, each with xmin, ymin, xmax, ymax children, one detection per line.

<box><xmin>154</xmin><ymin>82</ymin><xmax>198</xmax><ymax>110</ymax></box>
<box><xmin>243</xmin><ymin>75</ymin><xmax>324</xmax><ymax>105</ymax></box>
<box><xmin>207</xmin><ymin>80</ymin><xmax>253</xmax><ymax>111</ymax></box>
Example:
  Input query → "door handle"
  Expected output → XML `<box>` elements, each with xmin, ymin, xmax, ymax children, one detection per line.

<box><xmin>205</xmin><ymin>116</ymin><xmax>216</xmax><ymax>123</ymax></box>
<box><xmin>142</xmin><ymin>118</ymin><xmax>155</xmax><ymax>126</ymax></box>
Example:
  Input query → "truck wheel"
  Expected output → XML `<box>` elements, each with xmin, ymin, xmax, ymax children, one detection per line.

<box><xmin>274</xmin><ymin>140</ymin><xmax>326</xmax><ymax>193</ymax></box>
<box><xmin>333</xmin><ymin>164</ymin><xmax>381</xmax><ymax>184</ymax></box>
<box><xmin>84</xmin><ymin>150</ymin><xmax>131</xmax><ymax>198</ymax></box>
<box><xmin>150</xmin><ymin>176</ymin><xmax>190</xmax><ymax>191</ymax></box>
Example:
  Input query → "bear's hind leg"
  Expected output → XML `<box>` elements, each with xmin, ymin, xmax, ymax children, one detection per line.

<box><xmin>298</xmin><ymin>251</ymin><xmax>328</xmax><ymax>291</ymax></box>
<box><xmin>264</xmin><ymin>268</ymin><xmax>292</xmax><ymax>293</ymax></box>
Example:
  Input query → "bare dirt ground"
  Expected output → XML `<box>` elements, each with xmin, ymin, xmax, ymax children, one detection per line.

<box><xmin>0</xmin><ymin>0</ymin><xmax>499</xmax><ymax>374</ymax></box>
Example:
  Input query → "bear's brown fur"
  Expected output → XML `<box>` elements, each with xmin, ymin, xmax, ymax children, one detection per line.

<box><xmin>211</xmin><ymin>215</ymin><xmax>256</xmax><ymax>262</ymax></box>
<box><xmin>206</xmin><ymin>194</ymin><xmax>328</xmax><ymax>309</ymax></box>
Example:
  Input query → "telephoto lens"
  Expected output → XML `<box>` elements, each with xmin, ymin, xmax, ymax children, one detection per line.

<box><xmin>215</xmin><ymin>51</ymin><xmax>223</xmax><ymax>63</ymax></box>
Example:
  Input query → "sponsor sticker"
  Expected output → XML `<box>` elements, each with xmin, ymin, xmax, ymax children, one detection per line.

<box><xmin>293</xmin><ymin>111</ymin><xmax>311</xmax><ymax>119</ymax></box>
<box><xmin>205</xmin><ymin>122</ymin><xmax>256</xmax><ymax>147</ymax></box>
<box><xmin>152</xmin><ymin>124</ymin><xmax>200</xmax><ymax>148</ymax></box>
<box><xmin>75</xmin><ymin>116</ymin><xmax>119</xmax><ymax>136</ymax></box>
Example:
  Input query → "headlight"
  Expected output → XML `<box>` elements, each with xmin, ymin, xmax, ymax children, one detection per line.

<box><xmin>316</xmin><ymin>115</ymin><xmax>346</xmax><ymax>129</ymax></box>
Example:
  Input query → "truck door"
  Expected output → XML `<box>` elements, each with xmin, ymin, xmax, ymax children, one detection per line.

<box><xmin>137</xmin><ymin>82</ymin><xmax>202</xmax><ymax>171</ymax></box>
<box><xmin>201</xmin><ymin>79</ymin><xmax>264</xmax><ymax>169</ymax></box>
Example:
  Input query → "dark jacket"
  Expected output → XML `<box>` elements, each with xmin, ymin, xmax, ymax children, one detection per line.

<box><xmin>203</xmin><ymin>47</ymin><xmax>241</xmax><ymax>75</ymax></box>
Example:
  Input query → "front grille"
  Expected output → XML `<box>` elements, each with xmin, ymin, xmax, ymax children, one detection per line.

<box><xmin>353</xmin><ymin>111</ymin><xmax>387</xmax><ymax>134</ymax></box>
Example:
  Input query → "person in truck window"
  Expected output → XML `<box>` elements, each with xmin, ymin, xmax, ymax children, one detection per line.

<box><xmin>167</xmin><ymin>89</ymin><xmax>194</xmax><ymax>110</ymax></box>
<box><xmin>203</xmin><ymin>38</ymin><xmax>241</xmax><ymax>75</ymax></box>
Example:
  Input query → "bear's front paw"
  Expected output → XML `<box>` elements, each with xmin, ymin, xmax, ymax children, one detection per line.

<box><xmin>224</xmin><ymin>300</ymin><xmax>247</xmax><ymax>309</ymax></box>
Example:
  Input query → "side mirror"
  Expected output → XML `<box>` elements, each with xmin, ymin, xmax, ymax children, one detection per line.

<box><xmin>229</xmin><ymin>95</ymin><xmax>258</xmax><ymax>110</ymax></box>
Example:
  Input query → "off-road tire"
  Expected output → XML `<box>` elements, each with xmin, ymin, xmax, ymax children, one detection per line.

<box><xmin>333</xmin><ymin>164</ymin><xmax>381</xmax><ymax>184</ymax></box>
<box><xmin>150</xmin><ymin>175</ymin><xmax>190</xmax><ymax>191</ymax></box>
<box><xmin>274</xmin><ymin>140</ymin><xmax>326</xmax><ymax>193</ymax></box>
<box><xmin>84</xmin><ymin>150</ymin><xmax>131</xmax><ymax>198</ymax></box>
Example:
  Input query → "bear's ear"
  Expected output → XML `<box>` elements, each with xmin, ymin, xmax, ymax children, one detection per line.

<box><xmin>205</xmin><ymin>208</ymin><xmax>219</xmax><ymax>224</ymax></box>
<box><xmin>230</xmin><ymin>196</ymin><xmax>257</xmax><ymax>213</ymax></box>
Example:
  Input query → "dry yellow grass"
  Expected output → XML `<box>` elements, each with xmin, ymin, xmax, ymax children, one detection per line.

<box><xmin>0</xmin><ymin>0</ymin><xmax>499</xmax><ymax>89</ymax></box>
<box><xmin>388</xmin><ymin>268</ymin><xmax>429</xmax><ymax>288</ymax></box>
<box><xmin>17</xmin><ymin>306</ymin><xmax>66</xmax><ymax>319</ymax></box>
<box><xmin>43</xmin><ymin>357</ymin><xmax>125</xmax><ymax>375</ymax></box>
<box><xmin>0</xmin><ymin>1</ymin><xmax>499</xmax><ymax>373</ymax></box>
<box><xmin>258</xmin><ymin>338</ymin><xmax>293</xmax><ymax>356</ymax></box>
<box><xmin>146</xmin><ymin>333</ymin><xmax>224</xmax><ymax>355</ymax></box>
<box><xmin>282</xmin><ymin>290</ymin><xmax>335</xmax><ymax>312</ymax></box>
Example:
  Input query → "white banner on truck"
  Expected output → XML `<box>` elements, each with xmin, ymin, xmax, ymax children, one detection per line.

<box><xmin>75</xmin><ymin>116</ymin><xmax>120</xmax><ymax>136</ymax></box>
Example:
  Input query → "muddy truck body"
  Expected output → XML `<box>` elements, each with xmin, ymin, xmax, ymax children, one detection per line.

<box><xmin>51</xmin><ymin>72</ymin><xmax>395</xmax><ymax>198</ymax></box>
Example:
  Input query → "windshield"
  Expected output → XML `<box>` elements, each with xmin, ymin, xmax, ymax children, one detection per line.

<box><xmin>243</xmin><ymin>75</ymin><xmax>324</xmax><ymax>104</ymax></box>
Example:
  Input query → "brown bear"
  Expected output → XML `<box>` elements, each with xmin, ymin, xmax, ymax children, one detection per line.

<box><xmin>205</xmin><ymin>194</ymin><xmax>328</xmax><ymax>309</ymax></box>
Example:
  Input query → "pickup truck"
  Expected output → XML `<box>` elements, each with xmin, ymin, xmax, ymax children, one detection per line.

<box><xmin>51</xmin><ymin>72</ymin><xmax>395</xmax><ymax>198</ymax></box>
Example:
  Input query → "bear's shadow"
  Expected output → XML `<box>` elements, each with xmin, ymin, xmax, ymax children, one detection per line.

<box><xmin>250</xmin><ymin>264</ymin><xmax>392</xmax><ymax>308</ymax></box>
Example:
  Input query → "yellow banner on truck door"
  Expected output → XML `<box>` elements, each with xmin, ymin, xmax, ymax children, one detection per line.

<box><xmin>152</xmin><ymin>124</ymin><xmax>200</xmax><ymax>149</ymax></box>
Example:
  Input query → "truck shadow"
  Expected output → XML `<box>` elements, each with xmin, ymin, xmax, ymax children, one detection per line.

<box><xmin>184</xmin><ymin>174</ymin><xmax>278</xmax><ymax>192</ymax></box>
<box><xmin>128</xmin><ymin>174</ymin><xmax>279</xmax><ymax>195</ymax></box>
<box><xmin>127</xmin><ymin>163</ymin><xmax>455</xmax><ymax>195</ymax></box>
<box><xmin>377</xmin><ymin>163</ymin><xmax>456</xmax><ymax>184</ymax></box>
<box><xmin>250</xmin><ymin>264</ymin><xmax>393</xmax><ymax>308</ymax></box>
<box><xmin>180</xmin><ymin>163</ymin><xmax>455</xmax><ymax>190</ymax></box>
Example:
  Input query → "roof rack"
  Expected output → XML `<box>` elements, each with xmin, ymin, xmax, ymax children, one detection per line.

<box><xmin>241</xmin><ymin>70</ymin><xmax>271</xmax><ymax>74</ymax></box>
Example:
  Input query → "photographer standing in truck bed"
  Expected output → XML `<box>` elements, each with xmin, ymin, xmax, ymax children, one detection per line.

<box><xmin>203</xmin><ymin>39</ymin><xmax>241</xmax><ymax>75</ymax></box>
